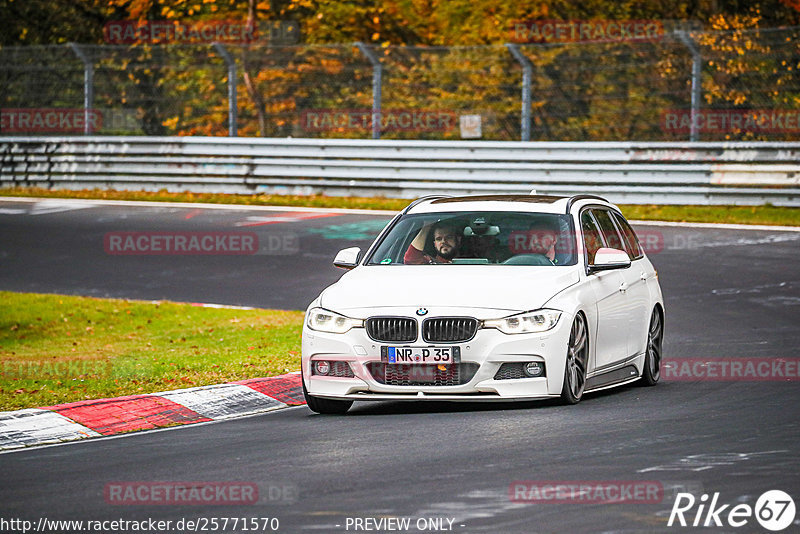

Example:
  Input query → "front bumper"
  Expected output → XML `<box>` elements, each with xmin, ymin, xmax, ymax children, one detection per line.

<box><xmin>301</xmin><ymin>311</ymin><xmax>573</xmax><ymax>401</ymax></box>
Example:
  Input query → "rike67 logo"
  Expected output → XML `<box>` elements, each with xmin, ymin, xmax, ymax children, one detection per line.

<box><xmin>668</xmin><ymin>490</ymin><xmax>796</xmax><ymax>531</ymax></box>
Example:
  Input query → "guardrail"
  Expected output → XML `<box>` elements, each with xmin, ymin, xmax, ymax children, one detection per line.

<box><xmin>2</xmin><ymin>137</ymin><xmax>799</xmax><ymax>205</ymax></box>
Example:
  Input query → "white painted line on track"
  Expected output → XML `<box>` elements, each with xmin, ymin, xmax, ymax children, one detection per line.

<box><xmin>18</xmin><ymin>295</ymin><xmax>262</xmax><ymax>311</ymax></box>
<box><xmin>629</xmin><ymin>219</ymin><xmax>800</xmax><ymax>232</ymax></box>
<box><xmin>144</xmin><ymin>299</ymin><xmax>260</xmax><ymax>310</ymax></box>
<box><xmin>0</xmin><ymin>199</ymin><xmax>94</xmax><ymax>216</ymax></box>
<box><xmin>186</xmin><ymin>302</ymin><xmax>258</xmax><ymax>310</ymax></box>
<box><xmin>0</xmin><ymin>196</ymin><xmax>397</xmax><ymax>216</ymax></box>
<box><xmin>2</xmin><ymin>196</ymin><xmax>796</xmax><ymax>231</ymax></box>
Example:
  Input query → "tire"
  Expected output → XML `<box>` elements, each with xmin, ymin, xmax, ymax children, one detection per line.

<box><xmin>560</xmin><ymin>313</ymin><xmax>589</xmax><ymax>405</ymax></box>
<box><xmin>302</xmin><ymin>371</ymin><xmax>353</xmax><ymax>415</ymax></box>
<box><xmin>639</xmin><ymin>308</ymin><xmax>663</xmax><ymax>386</ymax></box>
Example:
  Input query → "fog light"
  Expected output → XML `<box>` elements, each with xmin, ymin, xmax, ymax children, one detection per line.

<box><xmin>314</xmin><ymin>360</ymin><xmax>330</xmax><ymax>375</ymax></box>
<box><xmin>523</xmin><ymin>362</ymin><xmax>544</xmax><ymax>377</ymax></box>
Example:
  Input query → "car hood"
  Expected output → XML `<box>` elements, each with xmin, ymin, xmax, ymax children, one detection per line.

<box><xmin>319</xmin><ymin>266</ymin><xmax>580</xmax><ymax>315</ymax></box>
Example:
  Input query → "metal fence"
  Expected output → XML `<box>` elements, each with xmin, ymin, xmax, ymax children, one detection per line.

<box><xmin>2</xmin><ymin>137</ymin><xmax>799</xmax><ymax>206</ymax></box>
<box><xmin>1</xmin><ymin>26</ymin><xmax>799</xmax><ymax>142</ymax></box>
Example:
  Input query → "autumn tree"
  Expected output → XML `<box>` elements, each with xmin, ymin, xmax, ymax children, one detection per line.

<box><xmin>1</xmin><ymin>0</ymin><xmax>798</xmax><ymax>139</ymax></box>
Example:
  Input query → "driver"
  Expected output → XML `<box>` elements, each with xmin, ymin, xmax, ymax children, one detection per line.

<box><xmin>404</xmin><ymin>221</ymin><xmax>462</xmax><ymax>264</ymax></box>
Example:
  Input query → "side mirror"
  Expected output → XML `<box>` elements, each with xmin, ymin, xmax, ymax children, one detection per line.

<box><xmin>589</xmin><ymin>247</ymin><xmax>631</xmax><ymax>273</ymax></box>
<box><xmin>333</xmin><ymin>247</ymin><xmax>362</xmax><ymax>270</ymax></box>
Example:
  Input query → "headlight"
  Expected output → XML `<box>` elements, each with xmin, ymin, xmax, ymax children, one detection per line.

<box><xmin>306</xmin><ymin>307</ymin><xmax>363</xmax><ymax>334</ymax></box>
<box><xmin>482</xmin><ymin>309</ymin><xmax>562</xmax><ymax>334</ymax></box>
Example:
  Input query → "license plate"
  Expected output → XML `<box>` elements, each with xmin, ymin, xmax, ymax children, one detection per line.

<box><xmin>381</xmin><ymin>346</ymin><xmax>461</xmax><ymax>364</ymax></box>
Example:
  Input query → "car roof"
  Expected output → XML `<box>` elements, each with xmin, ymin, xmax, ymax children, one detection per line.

<box><xmin>405</xmin><ymin>194</ymin><xmax>620</xmax><ymax>215</ymax></box>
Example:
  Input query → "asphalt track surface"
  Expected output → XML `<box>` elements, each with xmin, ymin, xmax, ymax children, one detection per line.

<box><xmin>1</xmin><ymin>198</ymin><xmax>799</xmax><ymax>533</ymax></box>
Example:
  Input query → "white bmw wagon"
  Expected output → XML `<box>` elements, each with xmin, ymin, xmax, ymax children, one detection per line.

<box><xmin>301</xmin><ymin>194</ymin><xmax>664</xmax><ymax>414</ymax></box>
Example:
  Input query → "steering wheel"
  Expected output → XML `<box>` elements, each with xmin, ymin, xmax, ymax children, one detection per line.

<box><xmin>500</xmin><ymin>253</ymin><xmax>554</xmax><ymax>266</ymax></box>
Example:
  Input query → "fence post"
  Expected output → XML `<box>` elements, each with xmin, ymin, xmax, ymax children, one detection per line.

<box><xmin>212</xmin><ymin>43</ymin><xmax>238</xmax><ymax>137</ymax></box>
<box><xmin>675</xmin><ymin>31</ymin><xmax>702</xmax><ymax>142</ymax></box>
<box><xmin>355</xmin><ymin>42</ymin><xmax>382</xmax><ymax>140</ymax></box>
<box><xmin>68</xmin><ymin>43</ymin><xmax>94</xmax><ymax>135</ymax></box>
<box><xmin>506</xmin><ymin>43</ymin><xmax>532</xmax><ymax>142</ymax></box>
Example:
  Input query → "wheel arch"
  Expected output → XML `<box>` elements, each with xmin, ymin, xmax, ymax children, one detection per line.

<box><xmin>653</xmin><ymin>302</ymin><xmax>665</xmax><ymax>330</ymax></box>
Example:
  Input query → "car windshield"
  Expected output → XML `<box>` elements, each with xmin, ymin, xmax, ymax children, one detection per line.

<box><xmin>367</xmin><ymin>211</ymin><xmax>577</xmax><ymax>266</ymax></box>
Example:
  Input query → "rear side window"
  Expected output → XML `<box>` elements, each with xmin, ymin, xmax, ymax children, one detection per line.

<box><xmin>609</xmin><ymin>211</ymin><xmax>642</xmax><ymax>259</ymax></box>
<box><xmin>591</xmin><ymin>209</ymin><xmax>627</xmax><ymax>252</ymax></box>
<box><xmin>580</xmin><ymin>211</ymin><xmax>604</xmax><ymax>264</ymax></box>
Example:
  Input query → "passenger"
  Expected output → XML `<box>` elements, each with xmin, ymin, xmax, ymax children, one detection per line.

<box><xmin>404</xmin><ymin>221</ymin><xmax>462</xmax><ymax>264</ymax></box>
<box><xmin>528</xmin><ymin>221</ymin><xmax>566</xmax><ymax>264</ymax></box>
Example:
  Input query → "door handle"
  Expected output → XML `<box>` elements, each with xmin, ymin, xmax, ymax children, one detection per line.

<box><xmin>619</xmin><ymin>282</ymin><xmax>628</xmax><ymax>293</ymax></box>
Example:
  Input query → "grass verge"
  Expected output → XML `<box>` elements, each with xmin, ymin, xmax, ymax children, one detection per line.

<box><xmin>1</xmin><ymin>187</ymin><xmax>798</xmax><ymax>226</ymax></box>
<box><xmin>0</xmin><ymin>291</ymin><xmax>303</xmax><ymax>411</ymax></box>
<box><xmin>620</xmin><ymin>204</ymin><xmax>800</xmax><ymax>227</ymax></box>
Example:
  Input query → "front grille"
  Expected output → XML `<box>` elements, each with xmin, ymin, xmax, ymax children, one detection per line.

<box><xmin>332</xmin><ymin>361</ymin><xmax>356</xmax><ymax>378</ymax></box>
<box><xmin>367</xmin><ymin>362</ymin><xmax>479</xmax><ymax>386</ymax></box>
<box><xmin>493</xmin><ymin>362</ymin><xmax>546</xmax><ymax>380</ymax></box>
<box><xmin>422</xmin><ymin>317</ymin><xmax>478</xmax><ymax>342</ymax></box>
<box><xmin>366</xmin><ymin>317</ymin><xmax>417</xmax><ymax>342</ymax></box>
<box><xmin>494</xmin><ymin>363</ymin><xmax>527</xmax><ymax>380</ymax></box>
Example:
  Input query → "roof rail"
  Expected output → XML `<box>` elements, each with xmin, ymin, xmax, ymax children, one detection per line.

<box><xmin>565</xmin><ymin>194</ymin><xmax>609</xmax><ymax>214</ymax></box>
<box><xmin>402</xmin><ymin>195</ymin><xmax>451</xmax><ymax>214</ymax></box>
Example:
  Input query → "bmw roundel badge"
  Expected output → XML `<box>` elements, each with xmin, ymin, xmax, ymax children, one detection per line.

<box><xmin>416</xmin><ymin>308</ymin><xmax>428</xmax><ymax>316</ymax></box>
